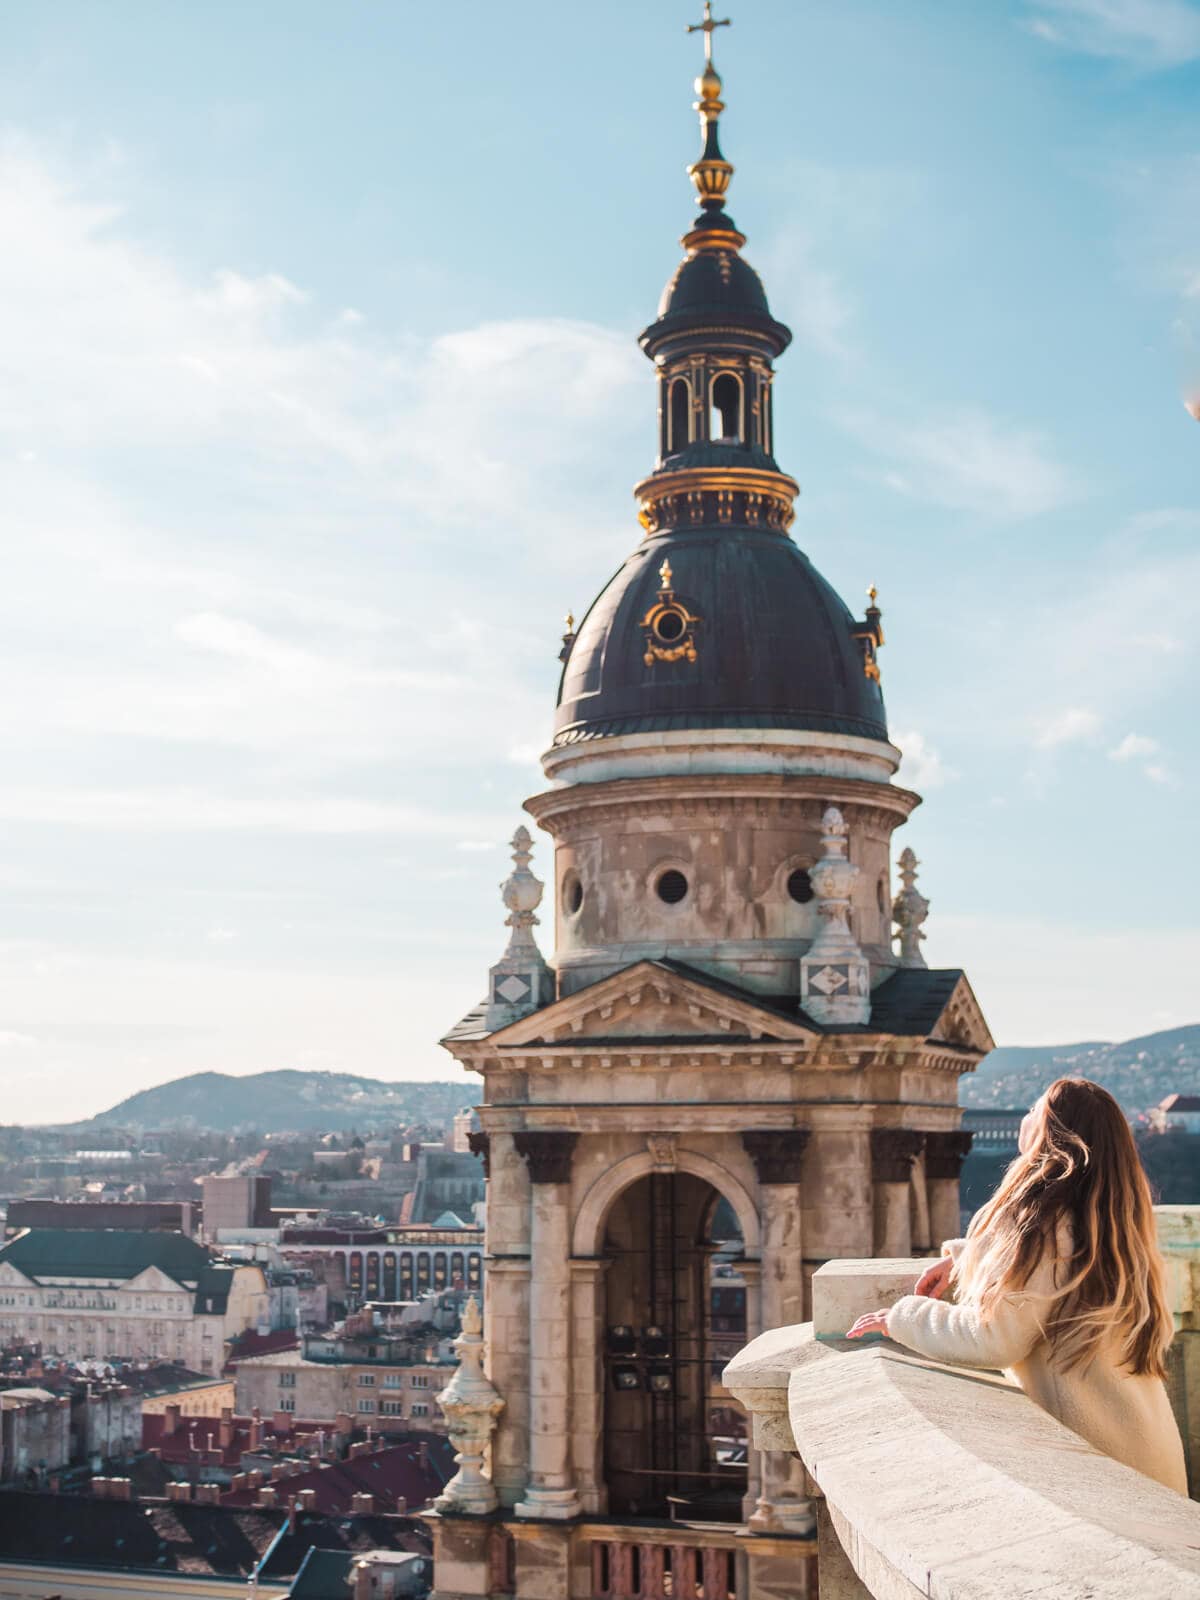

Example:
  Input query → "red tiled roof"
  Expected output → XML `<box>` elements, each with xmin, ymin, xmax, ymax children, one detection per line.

<box><xmin>142</xmin><ymin>1411</ymin><xmax>332</xmax><ymax>1467</ymax></box>
<box><xmin>220</xmin><ymin>1438</ymin><xmax>452</xmax><ymax>1516</ymax></box>
<box><xmin>224</xmin><ymin>1328</ymin><xmax>300</xmax><ymax>1368</ymax></box>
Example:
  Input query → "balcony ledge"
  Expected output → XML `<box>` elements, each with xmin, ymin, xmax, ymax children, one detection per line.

<box><xmin>724</xmin><ymin>1252</ymin><xmax>1200</xmax><ymax>1600</ymax></box>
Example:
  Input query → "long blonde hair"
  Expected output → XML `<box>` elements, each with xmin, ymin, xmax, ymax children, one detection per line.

<box><xmin>955</xmin><ymin>1077</ymin><xmax>1173</xmax><ymax>1376</ymax></box>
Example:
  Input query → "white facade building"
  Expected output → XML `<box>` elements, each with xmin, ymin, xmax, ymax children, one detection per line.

<box><xmin>0</xmin><ymin>1230</ymin><xmax>267</xmax><ymax>1376</ymax></box>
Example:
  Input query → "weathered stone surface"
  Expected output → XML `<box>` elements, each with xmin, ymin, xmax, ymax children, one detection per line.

<box><xmin>790</xmin><ymin>1338</ymin><xmax>1200</xmax><ymax>1600</ymax></box>
<box><xmin>810</xmin><ymin>1257</ymin><xmax>929</xmax><ymax>1339</ymax></box>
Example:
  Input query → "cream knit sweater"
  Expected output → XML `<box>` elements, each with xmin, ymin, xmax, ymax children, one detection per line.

<box><xmin>886</xmin><ymin>1232</ymin><xmax>1188</xmax><ymax>1495</ymax></box>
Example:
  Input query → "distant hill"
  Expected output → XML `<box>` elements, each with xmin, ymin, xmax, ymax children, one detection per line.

<box><xmin>960</xmin><ymin>1024</ymin><xmax>1200</xmax><ymax>1114</ymax></box>
<box><xmin>81</xmin><ymin>1071</ymin><xmax>480</xmax><ymax>1133</ymax></box>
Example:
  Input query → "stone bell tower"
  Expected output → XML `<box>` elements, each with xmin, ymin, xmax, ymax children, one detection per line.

<box><xmin>430</xmin><ymin>11</ymin><xmax>993</xmax><ymax>1600</ymax></box>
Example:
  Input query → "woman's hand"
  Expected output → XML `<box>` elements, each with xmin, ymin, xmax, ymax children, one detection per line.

<box><xmin>846</xmin><ymin>1309</ymin><xmax>890</xmax><ymax>1340</ymax></box>
<box><xmin>914</xmin><ymin>1256</ymin><xmax>953</xmax><ymax>1300</ymax></box>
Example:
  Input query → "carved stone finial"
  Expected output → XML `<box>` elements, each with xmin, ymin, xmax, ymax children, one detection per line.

<box><xmin>892</xmin><ymin>847</ymin><xmax>930</xmax><ymax>969</ymax></box>
<box><xmin>435</xmin><ymin>1296</ymin><xmax>504</xmax><ymax>1516</ymax></box>
<box><xmin>559</xmin><ymin>613</ymin><xmax>576</xmax><ymax>663</ymax></box>
<box><xmin>799</xmin><ymin>806</ymin><xmax>871</xmax><ymax>1025</ymax></box>
<box><xmin>485</xmin><ymin>827</ymin><xmax>554</xmax><ymax>1031</ymax></box>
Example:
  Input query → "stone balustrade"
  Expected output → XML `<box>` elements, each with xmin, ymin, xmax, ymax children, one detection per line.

<box><xmin>724</xmin><ymin>1205</ymin><xmax>1200</xmax><ymax>1600</ymax></box>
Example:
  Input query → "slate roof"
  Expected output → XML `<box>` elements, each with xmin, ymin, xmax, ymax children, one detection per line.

<box><xmin>0</xmin><ymin>1492</ymin><xmax>279</xmax><ymax>1577</ymax></box>
<box><xmin>0</xmin><ymin>1491</ymin><xmax>432</xmax><ymax>1581</ymax></box>
<box><xmin>444</xmin><ymin>960</ymin><xmax>970</xmax><ymax>1048</ymax></box>
<box><xmin>287</xmin><ymin>1546</ymin><xmax>430</xmax><ymax>1599</ymax></box>
<box><xmin>257</xmin><ymin>1510</ymin><xmax>432</xmax><ymax>1580</ymax></box>
<box><xmin>554</xmin><ymin>528</ymin><xmax>887</xmax><ymax>748</ymax></box>
<box><xmin>0</xmin><ymin>1229</ymin><xmax>246</xmax><ymax>1314</ymax></box>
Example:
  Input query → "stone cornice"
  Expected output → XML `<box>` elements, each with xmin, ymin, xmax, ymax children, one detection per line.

<box><xmin>446</xmin><ymin>1035</ymin><xmax>986</xmax><ymax>1079</ymax></box>
<box><xmin>524</xmin><ymin>772</ymin><xmax>920</xmax><ymax>837</ymax></box>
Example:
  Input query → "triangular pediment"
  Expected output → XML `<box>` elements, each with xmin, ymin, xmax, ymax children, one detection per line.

<box><xmin>927</xmin><ymin>973</ymin><xmax>995</xmax><ymax>1057</ymax></box>
<box><xmin>123</xmin><ymin>1264</ymin><xmax>188</xmax><ymax>1294</ymax></box>
<box><xmin>0</xmin><ymin>1261</ymin><xmax>35</xmax><ymax>1288</ymax></box>
<box><xmin>487</xmin><ymin>960</ymin><xmax>815</xmax><ymax>1048</ymax></box>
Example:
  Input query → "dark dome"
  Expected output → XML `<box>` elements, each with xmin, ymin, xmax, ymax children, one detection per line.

<box><xmin>642</xmin><ymin>249</ymin><xmax>791</xmax><ymax>356</ymax></box>
<box><xmin>659</xmin><ymin>248</ymin><xmax>770</xmax><ymax>319</ymax></box>
<box><xmin>554</xmin><ymin>528</ymin><xmax>888</xmax><ymax>746</ymax></box>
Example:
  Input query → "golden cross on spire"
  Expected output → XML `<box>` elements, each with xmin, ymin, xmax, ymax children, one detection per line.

<box><xmin>686</xmin><ymin>1</ymin><xmax>731</xmax><ymax>66</ymax></box>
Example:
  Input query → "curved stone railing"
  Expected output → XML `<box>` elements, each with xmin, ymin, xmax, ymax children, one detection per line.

<box><xmin>724</xmin><ymin>1206</ymin><xmax>1200</xmax><ymax>1600</ymax></box>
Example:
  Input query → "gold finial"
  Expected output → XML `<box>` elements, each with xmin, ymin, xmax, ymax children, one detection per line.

<box><xmin>687</xmin><ymin>1</ymin><xmax>731</xmax><ymax>69</ymax></box>
<box><xmin>683</xmin><ymin>4</ymin><xmax>740</xmax><ymax>246</ymax></box>
<box><xmin>564</xmin><ymin>611</ymin><xmax>575</xmax><ymax>631</ymax></box>
<box><xmin>659</xmin><ymin>557</ymin><xmax>674</xmax><ymax>589</ymax></box>
<box><xmin>867</xmin><ymin>585</ymin><xmax>878</xmax><ymax>607</ymax></box>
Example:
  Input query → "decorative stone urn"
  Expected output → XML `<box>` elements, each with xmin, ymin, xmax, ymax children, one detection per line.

<box><xmin>434</xmin><ymin>1296</ymin><xmax>505</xmax><ymax>1516</ymax></box>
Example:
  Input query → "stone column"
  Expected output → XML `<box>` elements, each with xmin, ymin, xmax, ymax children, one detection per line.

<box><xmin>924</xmin><ymin>1130</ymin><xmax>973</xmax><ymax>1248</ymax></box>
<box><xmin>742</xmin><ymin>1129</ymin><xmax>814</xmax><ymax>1536</ymax></box>
<box><xmin>483</xmin><ymin>1126</ymin><xmax>531</xmax><ymax>1509</ymax></box>
<box><xmin>513</xmin><ymin>1130</ymin><xmax>581</xmax><ymax>1521</ymax></box>
<box><xmin>870</xmin><ymin>1130</ymin><xmax>924</xmax><ymax>1258</ymax></box>
<box><xmin>737</xmin><ymin>1259</ymin><xmax>763</xmax><ymax>1526</ymax></box>
<box><xmin>568</xmin><ymin>1256</ymin><xmax>610</xmax><ymax>1513</ymax></box>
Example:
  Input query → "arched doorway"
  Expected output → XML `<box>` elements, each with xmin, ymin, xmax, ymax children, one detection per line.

<box><xmin>602</xmin><ymin>1171</ymin><xmax>747</xmax><ymax>1522</ymax></box>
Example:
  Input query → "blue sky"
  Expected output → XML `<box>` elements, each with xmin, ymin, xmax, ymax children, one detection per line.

<box><xmin>0</xmin><ymin>0</ymin><xmax>1197</xmax><ymax>1120</ymax></box>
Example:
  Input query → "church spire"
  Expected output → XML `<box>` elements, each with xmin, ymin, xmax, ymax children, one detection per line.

<box><xmin>684</xmin><ymin>5</ymin><xmax>743</xmax><ymax>250</ymax></box>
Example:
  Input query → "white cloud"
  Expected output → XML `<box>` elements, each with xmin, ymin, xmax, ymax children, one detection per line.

<box><xmin>1033</xmin><ymin>708</ymin><xmax>1101</xmax><ymax>748</ymax></box>
<box><xmin>894</xmin><ymin>730</ymin><xmax>955</xmax><ymax>790</ymax></box>
<box><xmin>1108</xmin><ymin>732</ymin><xmax>1158</xmax><ymax>760</ymax></box>
<box><xmin>1025</xmin><ymin>0</ymin><xmax>1200</xmax><ymax>65</ymax></box>
<box><xmin>836</xmin><ymin>407</ymin><xmax>1077</xmax><ymax>520</ymax></box>
<box><xmin>760</xmin><ymin>227</ymin><xmax>856</xmax><ymax>358</ymax></box>
<box><xmin>1145</xmin><ymin>763</ymin><xmax>1173</xmax><ymax>783</ymax></box>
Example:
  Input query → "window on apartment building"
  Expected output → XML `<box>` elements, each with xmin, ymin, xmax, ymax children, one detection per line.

<box><xmin>410</xmin><ymin>1375</ymin><xmax>430</xmax><ymax>1389</ymax></box>
<box><xmin>411</xmin><ymin>1403</ymin><xmax>429</xmax><ymax>1418</ymax></box>
<box><xmin>382</xmin><ymin>1374</ymin><xmax>403</xmax><ymax>1388</ymax></box>
<box><xmin>279</xmin><ymin>1373</ymin><xmax>296</xmax><ymax>1387</ymax></box>
<box><xmin>357</xmin><ymin>1374</ymin><xmax>376</xmax><ymax>1387</ymax></box>
<box><xmin>278</xmin><ymin>1397</ymin><xmax>296</xmax><ymax>1413</ymax></box>
<box><xmin>357</xmin><ymin>1399</ymin><xmax>376</xmax><ymax>1413</ymax></box>
<box><xmin>381</xmin><ymin>1401</ymin><xmax>403</xmax><ymax>1416</ymax></box>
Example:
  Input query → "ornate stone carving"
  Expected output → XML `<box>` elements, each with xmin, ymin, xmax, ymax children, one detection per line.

<box><xmin>467</xmin><ymin>1130</ymin><xmax>491</xmax><ymax>1179</ymax></box>
<box><xmin>647</xmin><ymin>1133</ymin><xmax>678</xmax><ymax>1171</ymax></box>
<box><xmin>434</xmin><ymin>1297</ymin><xmax>505</xmax><ymax>1516</ymax></box>
<box><xmin>892</xmin><ymin>847</ymin><xmax>930</xmax><ymax>970</ymax></box>
<box><xmin>924</xmin><ymin>1129</ymin><xmax>973</xmax><ymax>1180</ymax></box>
<box><xmin>870</xmin><ymin>1128</ymin><xmax>926</xmax><ymax>1184</ymax></box>
<box><xmin>800</xmin><ymin>807</ymin><xmax>871</xmax><ymax>1025</ymax></box>
<box><xmin>485</xmin><ymin>827</ymin><xmax>554</xmax><ymax>1032</ymax></box>
<box><xmin>513</xmin><ymin>1130</ymin><xmax>578</xmax><ymax>1185</ymax></box>
<box><xmin>742</xmin><ymin>1128</ymin><xmax>811</xmax><ymax>1185</ymax></box>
